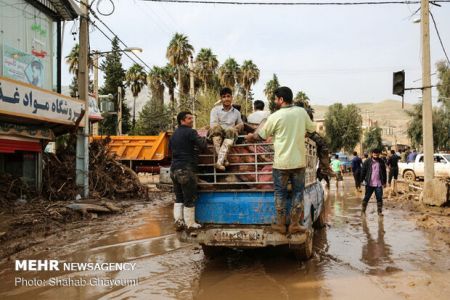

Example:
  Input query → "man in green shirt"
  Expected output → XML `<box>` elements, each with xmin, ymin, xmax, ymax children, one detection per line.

<box><xmin>331</xmin><ymin>154</ymin><xmax>343</xmax><ymax>189</ymax></box>
<box><xmin>245</xmin><ymin>87</ymin><xmax>316</xmax><ymax>234</ymax></box>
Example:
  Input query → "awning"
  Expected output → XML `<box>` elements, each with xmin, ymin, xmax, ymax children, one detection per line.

<box><xmin>0</xmin><ymin>139</ymin><xmax>41</xmax><ymax>153</ymax></box>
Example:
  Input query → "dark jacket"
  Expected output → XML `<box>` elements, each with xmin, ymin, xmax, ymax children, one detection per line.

<box><xmin>169</xmin><ymin>125</ymin><xmax>207</xmax><ymax>171</ymax></box>
<box><xmin>387</xmin><ymin>154</ymin><xmax>400</xmax><ymax>169</ymax></box>
<box><xmin>361</xmin><ymin>157</ymin><xmax>387</xmax><ymax>186</ymax></box>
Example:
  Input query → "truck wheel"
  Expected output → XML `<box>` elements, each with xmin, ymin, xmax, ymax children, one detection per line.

<box><xmin>293</xmin><ymin>230</ymin><xmax>314</xmax><ymax>260</ymax></box>
<box><xmin>403</xmin><ymin>170</ymin><xmax>416</xmax><ymax>182</ymax></box>
<box><xmin>201</xmin><ymin>245</ymin><xmax>224</xmax><ymax>259</ymax></box>
<box><xmin>313</xmin><ymin>206</ymin><xmax>326</xmax><ymax>229</ymax></box>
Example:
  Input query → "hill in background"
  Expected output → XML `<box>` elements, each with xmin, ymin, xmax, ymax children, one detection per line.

<box><xmin>312</xmin><ymin>99</ymin><xmax>414</xmax><ymax>146</ymax></box>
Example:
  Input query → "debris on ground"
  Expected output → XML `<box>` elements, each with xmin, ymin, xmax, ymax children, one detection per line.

<box><xmin>42</xmin><ymin>136</ymin><xmax>148</xmax><ymax>201</ymax></box>
<box><xmin>0</xmin><ymin>173</ymin><xmax>34</xmax><ymax>208</ymax></box>
<box><xmin>386</xmin><ymin>179</ymin><xmax>450</xmax><ymax>246</ymax></box>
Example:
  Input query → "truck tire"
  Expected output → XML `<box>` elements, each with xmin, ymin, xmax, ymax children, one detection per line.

<box><xmin>292</xmin><ymin>229</ymin><xmax>314</xmax><ymax>261</ymax></box>
<box><xmin>313</xmin><ymin>206</ymin><xmax>326</xmax><ymax>229</ymax></box>
<box><xmin>403</xmin><ymin>170</ymin><xmax>416</xmax><ymax>182</ymax></box>
<box><xmin>201</xmin><ymin>245</ymin><xmax>224</xmax><ymax>259</ymax></box>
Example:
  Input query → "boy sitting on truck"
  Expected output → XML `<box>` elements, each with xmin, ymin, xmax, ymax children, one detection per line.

<box><xmin>208</xmin><ymin>87</ymin><xmax>244</xmax><ymax>171</ymax></box>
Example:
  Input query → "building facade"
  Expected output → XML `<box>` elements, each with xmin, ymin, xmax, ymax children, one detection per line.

<box><xmin>0</xmin><ymin>0</ymin><xmax>81</xmax><ymax>190</ymax></box>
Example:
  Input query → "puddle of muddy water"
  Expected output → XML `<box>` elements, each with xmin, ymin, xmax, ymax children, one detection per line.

<box><xmin>0</xmin><ymin>177</ymin><xmax>449</xmax><ymax>300</ymax></box>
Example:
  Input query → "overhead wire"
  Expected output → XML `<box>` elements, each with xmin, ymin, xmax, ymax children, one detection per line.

<box><xmin>429</xmin><ymin>10</ymin><xmax>450</xmax><ymax>65</ymax></box>
<box><xmin>89</xmin><ymin>20</ymin><xmax>148</xmax><ymax>71</ymax></box>
<box><xmin>139</xmin><ymin>0</ymin><xmax>450</xmax><ymax>6</ymax></box>
<box><xmin>88</xmin><ymin>8</ymin><xmax>153</xmax><ymax>71</ymax></box>
<box><xmin>76</xmin><ymin>0</ymin><xmax>152</xmax><ymax>71</ymax></box>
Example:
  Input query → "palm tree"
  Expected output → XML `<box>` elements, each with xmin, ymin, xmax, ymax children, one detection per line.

<box><xmin>65</xmin><ymin>43</ymin><xmax>93</xmax><ymax>76</ymax></box>
<box><xmin>125</xmin><ymin>63</ymin><xmax>147</xmax><ymax>130</ymax></box>
<box><xmin>264</xmin><ymin>74</ymin><xmax>280</xmax><ymax>112</ymax></box>
<box><xmin>147</xmin><ymin>66</ymin><xmax>166</xmax><ymax>106</ymax></box>
<box><xmin>195</xmin><ymin>48</ymin><xmax>219</xmax><ymax>92</ymax></box>
<box><xmin>218</xmin><ymin>58</ymin><xmax>241</xmax><ymax>91</ymax></box>
<box><xmin>66</xmin><ymin>44</ymin><xmax>80</xmax><ymax>76</ymax></box>
<box><xmin>294</xmin><ymin>91</ymin><xmax>310</xmax><ymax>107</ymax></box>
<box><xmin>240</xmin><ymin>60</ymin><xmax>260</xmax><ymax>114</ymax></box>
<box><xmin>161</xmin><ymin>64</ymin><xmax>177</xmax><ymax>108</ymax></box>
<box><xmin>166</xmin><ymin>33</ymin><xmax>194</xmax><ymax>107</ymax></box>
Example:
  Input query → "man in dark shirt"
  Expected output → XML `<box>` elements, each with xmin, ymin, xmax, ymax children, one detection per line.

<box><xmin>169</xmin><ymin>111</ymin><xmax>207</xmax><ymax>230</ymax></box>
<box><xmin>351</xmin><ymin>151</ymin><xmax>363</xmax><ymax>192</ymax></box>
<box><xmin>387</xmin><ymin>149</ymin><xmax>400</xmax><ymax>187</ymax></box>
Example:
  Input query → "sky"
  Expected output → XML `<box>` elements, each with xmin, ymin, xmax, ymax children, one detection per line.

<box><xmin>61</xmin><ymin>0</ymin><xmax>450</xmax><ymax>106</ymax></box>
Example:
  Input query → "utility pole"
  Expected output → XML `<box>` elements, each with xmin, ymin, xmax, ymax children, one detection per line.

<box><xmin>421</xmin><ymin>0</ymin><xmax>435</xmax><ymax>185</ymax></box>
<box><xmin>92</xmin><ymin>52</ymin><xmax>99</xmax><ymax>135</ymax></box>
<box><xmin>189</xmin><ymin>55</ymin><xmax>196</xmax><ymax>128</ymax></box>
<box><xmin>76</xmin><ymin>0</ymin><xmax>90</xmax><ymax>198</ymax></box>
<box><xmin>117</xmin><ymin>86</ymin><xmax>123</xmax><ymax>135</ymax></box>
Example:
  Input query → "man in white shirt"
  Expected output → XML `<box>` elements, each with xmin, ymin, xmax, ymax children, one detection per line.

<box><xmin>209</xmin><ymin>87</ymin><xmax>244</xmax><ymax>170</ymax></box>
<box><xmin>247</xmin><ymin>100</ymin><xmax>270</xmax><ymax>125</ymax></box>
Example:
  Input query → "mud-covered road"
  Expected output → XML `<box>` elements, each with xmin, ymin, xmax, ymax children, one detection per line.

<box><xmin>0</xmin><ymin>177</ymin><xmax>449</xmax><ymax>300</ymax></box>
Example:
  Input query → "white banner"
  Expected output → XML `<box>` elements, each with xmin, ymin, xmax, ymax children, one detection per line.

<box><xmin>0</xmin><ymin>77</ymin><xmax>85</xmax><ymax>126</ymax></box>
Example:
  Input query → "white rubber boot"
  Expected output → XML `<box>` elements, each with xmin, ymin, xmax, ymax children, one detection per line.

<box><xmin>215</xmin><ymin>138</ymin><xmax>233</xmax><ymax>171</ymax></box>
<box><xmin>184</xmin><ymin>206</ymin><xmax>201</xmax><ymax>229</ymax></box>
<box><xmin>173</xmin><ymin>203</ymin><xmax>185</xmax><ymax>231</ymax></box>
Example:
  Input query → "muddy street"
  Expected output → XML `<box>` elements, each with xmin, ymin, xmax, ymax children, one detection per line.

<box><xmin>0</xmin><ymin>176</ymin><xmax>449</xmax><ymax>300</ymax></box>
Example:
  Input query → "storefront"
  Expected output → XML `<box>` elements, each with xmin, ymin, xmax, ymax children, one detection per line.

<box><xmin>0</xmin><ymin>0</ymin><xmax>81</xmax><ymax>191</ymax></box>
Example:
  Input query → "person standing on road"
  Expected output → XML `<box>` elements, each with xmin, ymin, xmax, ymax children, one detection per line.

<box><xmin>387</xmin><ymin>149</ymin><xmax>400</xmax><ymax>187</ymax></box>
<box><xmin>209</xmin><ymin>87</ymin><xmax>244</xmax><ymax>170</ymax></box>
<box><xmin>407</xmin><ymin>149</ymin><xmax>417</xmax><ymax>163</ymax></box>
<box><xmin>169</xmin><ymin>111</ymin><xmax>208</xmax><ymax>230</ymax></box>
<box><xmin>361</xmin><ymin>148</ymin><xmax>387</xmax><ymax>218</ymax></box>
<box><xmin>331</xmin><ymin>154</ymin><xmax>343</xmax><ymax>189</ymax></box>
<box><xmin>245</xmin><ymin>86</ymin><xmax>316</xmax><ymax>234</ymax></box>
<box><xmin>351</xmin><ymin>151</ymin><xmax>363</xmax><ymax>192</ymax></box>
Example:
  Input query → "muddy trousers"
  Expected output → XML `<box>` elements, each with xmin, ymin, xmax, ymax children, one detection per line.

<box><xmin>353</xmin><ymin>170</ymin><xmax>362</xmax><ymax>189</ymax></box>
<box><xmin>362</xmin><ymin>186</ymin><xmax>383</xmax><ymax>214</ymax></box>
<box><xmin>273</xmin><ymin>168</ymin><xmax>306</xmax><ymax>217</ymax></box>
<box><xmin>170</xmin><ymin>168</ymin><xmax>198</xmax><ymax>208</ymax></box>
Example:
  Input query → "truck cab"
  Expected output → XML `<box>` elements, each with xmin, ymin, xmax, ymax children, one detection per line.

<box><xmin>177</xmin><ymin>138</ymin><xmax>326</xmax><ymax>260</ymax></box>
<box><xmin>400</xmin><ymin>153</ymin><xmax>450</xmax><ymax>181</ymax></box>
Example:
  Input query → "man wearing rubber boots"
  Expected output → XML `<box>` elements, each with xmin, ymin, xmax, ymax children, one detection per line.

<box><xmin>245</xmin><ymin>87</ymin><xmax>316</xmax><ymax>234</ymax></box>
<box><xmin>169</xmin><ymin>112</ymin><xmax>207</xmax><ymax>230</ymax></box>
<box><xmin>361</xmin><ymin>148</ymin><xmax>387</xmax><ymax>219</ymax></box>
<box><xmin>209</xmin><ymin>87</ymin><xmax>244</xmax><ymax>170</ymax></box>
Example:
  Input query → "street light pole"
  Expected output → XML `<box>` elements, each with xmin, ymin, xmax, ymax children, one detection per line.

<box><xmin>189</xmin><ymin>55</ymin><xmax>196</xmax><ymax>128</ymax></box>
<box><xmin>76</xmin><ymin>0</ymin><xmax>90</xmax><ymax>198</ymax></box>
<box><xmin>92</xmin><ymin>52</ymin><xmax>99</xmax><ymax>135</ymax></box>
<box><xmin>421</xmin><ymin>0</ymin><xmax>435</xmax><ymax>185</ymax></box>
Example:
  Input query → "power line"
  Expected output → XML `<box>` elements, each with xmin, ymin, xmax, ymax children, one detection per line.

<box><xmin>139</xmin><ymin>0</ymin><xmax>450</xmax><ymax>6</ymax></box>
<box><xmin>429</xmin><ymin>10</ymin><xmax>450</xmax><ymax>65</ymax></box>
<box><xmin>88</xmin><ymin>9</ymin><xmax>153</xmax><ymax>71</ymax></box>
<box><xmin>89</xmin><ymin>20</ymin><xmax>148</xmax><ymax>71</ymax></box>
<box><xmin>76</xmin><ymin>0</ymin><xmax>153</xmax><ymax>71</ymax></box>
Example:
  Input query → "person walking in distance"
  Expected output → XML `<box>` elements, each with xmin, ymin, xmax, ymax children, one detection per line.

<box><xmin>351</xmin><ymin>151</ymin><xmax>363</xmax><ymax>192</ymax></box>
<box><xmin>361</xmin><ymin>148</ymin><xmax>387</xmax><ymax>218</ymax></box>
<box><xmin>245</xmin><ymin>87</ymin><xmax>316</xmax><ymax>234</ymax></box>
<box><xmin>331</xmin><ymin>154</ymin><xmax>343</xmax><ymax>189</ymax></box>
<box><xmin>387</xmin><ymin>149</ymin><xmax>400</xmax><ymax>190</ymax></box>
<box><xmin>169</xmin><ymin>112</ymin><xmax>208</xmax><ymax>230</ymax></box>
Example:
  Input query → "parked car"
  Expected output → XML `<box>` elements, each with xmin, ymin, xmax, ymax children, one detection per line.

<box><xmin>398</xmin><ymin>153</ymin><xmax>450</xmax><ymax>181</ymax></box>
